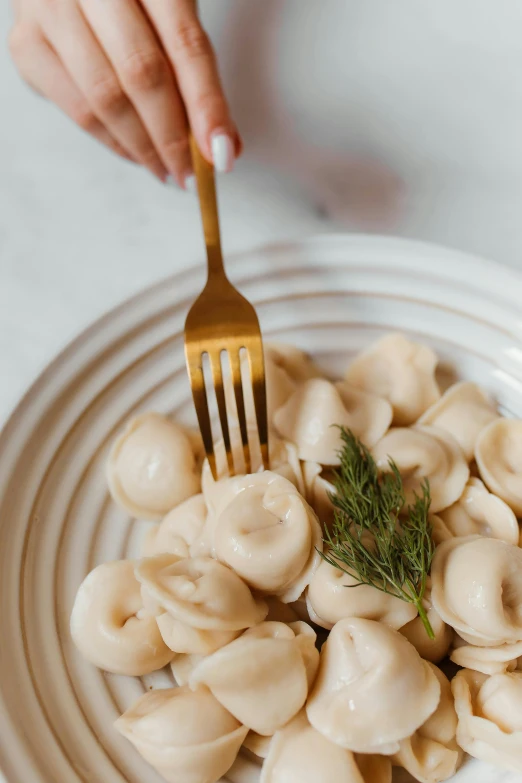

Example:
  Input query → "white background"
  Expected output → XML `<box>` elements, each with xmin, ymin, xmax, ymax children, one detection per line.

<box><xmin>3</xmin><ymin>0</ymin><xmax>522</xmax><ymax>423</ymax></box>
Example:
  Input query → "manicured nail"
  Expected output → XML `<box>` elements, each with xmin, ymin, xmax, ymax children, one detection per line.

<box><xmin>211</xmin><ymin>133</ymin><xmax>234</xmax><ymax>173</ymax></box>
<box><xmin>184</xmin><ymin>174</ymin><xmax>197</xmax><ymax>193</ymax></box>
<box><xmin>166</xmin><ymin>175</ymin><xmax>178</xmax><ymax>187</ymax></box>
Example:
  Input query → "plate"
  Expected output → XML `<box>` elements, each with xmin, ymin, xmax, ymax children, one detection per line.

<box><xmin>1</xmin><ymin>234</ymin><xmax>522</xmax><ymax>783</ymax></box>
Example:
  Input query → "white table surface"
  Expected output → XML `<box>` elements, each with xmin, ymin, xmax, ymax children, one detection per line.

<box><xmin>3</xmin><ymin>0</ymin><xmax>522</xmax><ymax>427</ymax></box>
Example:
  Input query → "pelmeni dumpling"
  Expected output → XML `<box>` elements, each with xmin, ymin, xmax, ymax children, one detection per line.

<box><xmin>372</xmin><ymin>426</ymin><xmax>469</xmax><ymax>513</ymax></box>
<box><xmin>306</xmin><ymin>556</ymin><xmax>417</xmax><ymax>631</ymax></box>
<box><xmin>399</xmin><ymin>582</ymin><xmax>453</xmax><ymax>664</ymax></box>
<box><xmin>260</xmin><ymin>710</ymin><xmax>391</xmax><ymax>783</ymax></box>
<box><xmin>273</xmin><ymin>379</ymin><xmax>392</xmax><ymax>465</ymax></box>
<box><xmin>189</xmin><ymin>621</ymin><xmax>319</xmax><ymax>736</ymax></box>
<box><xmin>107</xmin><ymin>413</ymin><xmax>200</xmax><ymax>520</ymax></box>
<box><xmin>70</xmin><ymin>560</ymin><xmax>173</xmax><ymax>675</ymax></box>
<box><xmin>265</xmin><ymin>343</ymin><xmax>321</xmax><ymax>418</ymax></box>
<box><xmin>476</xmin><ymin>418</ymin><xmax>522</xmax><ymax>515</ymax></box>
<box><xmin>438</xmin><ymin>477</ymin><xmax>519</xmax><ymax>545</ymax></box>
<box><xmin>450</xmin><ymin>637</ymin><xmax>522</xmax><ymax>675</ymax></box>
<box><xmin>306</xmin><ymin>618</ymin><xmax>440</xmax><ymax>754</ymax></box>
<box><xmin>392</xmin><ymin>663</ymin><xmax>461</xmax><ymax>783</ymax></box>
<box><xmin>115</xmin><ymin>686</ymin><xmax>248</xmax><ymax>783</ymax></box>
<box><xmin>431</xmin><ymin>536</ymin><xmax>522</xmax><ymax>646</ymax></box>
<box><xmin>135</xmin><ymin>554</ymin><xmax>267</xmax><ymax>654</ymax></box>
<box><xmin>344</xmin><ymin>333</ymin><xmax>440</xmax><ymax>425</ymax></box>
<box><xmin>419</xmin><ymin>381</ymin><xmax>498</xmax><ymax>461</ymax></box>
<box><xmin>452</xmin><ymin>669</ymin><xmax>522</xmax><ymax>774</ymax></box>
<box><xmin>208</xmin><ymin>472</ymin><xmax>323</xmax><ymax>601</ymax></box>
<box><xmin>143</xmin><ymin>494</ymin><xmax>207</xmax><ymax>557</ymax></box>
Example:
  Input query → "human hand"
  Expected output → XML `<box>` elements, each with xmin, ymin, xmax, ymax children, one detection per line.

<box><xmin>9</xmin><ymin>0</ymin><xmax>241</xmax><ymax>187</ymax></box>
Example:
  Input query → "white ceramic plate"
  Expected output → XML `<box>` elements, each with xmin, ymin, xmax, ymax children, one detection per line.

<box><xmin>1</xmin><ymin>235</ymin><xmax>522</xmax><ymax>783</ymax></box>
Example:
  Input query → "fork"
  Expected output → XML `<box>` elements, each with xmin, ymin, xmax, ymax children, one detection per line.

<box><xmin>184</xmin><ymin>135</ymin><xmax>269</xmax><ymax>480</ymax></box>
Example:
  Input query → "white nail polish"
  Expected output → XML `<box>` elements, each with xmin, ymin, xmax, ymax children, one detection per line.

<box><xmin>184</xmin><ymin>174</ymin><xmax>197</xmax><ymax>193</ymax></box>
<box><xmin>211</xmin><ymin>134</ymin><xmax>234</xmax><ymax>173</ymax></box>
<box><xmin>166</xmin><ymin>175</ymin><xmax>178</xmax><ymax>187</ymax></box>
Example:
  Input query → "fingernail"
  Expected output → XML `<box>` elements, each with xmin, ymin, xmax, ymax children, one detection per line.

<box><xmin>184</xmin><ymin>174</ymin><xmax>197</xmax><ymax>193</ymax></box>
<box><xmin>211</xmin><ymin>133</ymin><xmax>235</xmax><ymax>173</ymax></box>
<box><xmin>166</xmin><ymin>175</ymin><xmax>178</xmax><ymax>187</ymax></box>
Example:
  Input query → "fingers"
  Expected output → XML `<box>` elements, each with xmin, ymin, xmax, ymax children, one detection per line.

<box><xmin>8</xmin><ymin>23</ymin><xmax>134</xmax><ymax>162</ymax></box>
<box><xmin>79</xmin><ymin>0</ymin><xmax>192</xmax><ymax>186</ymax></box>
<box><xmin>39</xmin><ymin>2</ymin><xmax>169</xmax><ymax>181</ymax></box>
<box><xmin>142</xmin><ymin>0</ymin><xmax>241</xmax><ymax>171</ymax></box>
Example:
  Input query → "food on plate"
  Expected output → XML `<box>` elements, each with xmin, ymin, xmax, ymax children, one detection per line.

<box><xmin>438</xmin><ymin>477</ymin><xmax>519</xmax><ymax>545</ymax></box>
<box><xmin>475</xmin><ymin>418</ymin><xmax>522</xmax><ymax>515</ymax></box>
<box><xmin>372</xmin><ymin>425</ymin><xmax>469</xmax><ymax>513</ymax></box>
<box><xmin>306</xmin><ymin>555</ymin><xmax>417</xmax><ymax>630</ymax></box>
<box><xmin>189</xmin><ymin>621</ymin><xmax>319</xmax><ymax>735</ymax></box>
<box><xmin>134</xmin><ymin>553</ymin><xmax>267</xmax><ymax>654</ymax></box>
<box><xmin>260</xmin><ymin>710</ymin><xmax>392</xmax><ymax>783</ymax></box>
<box><xmin>114</xmin><ymin>686</ymin><xmax>248</xmax><ymax>783</ymax></box>
<box><xmin>306</xmin><ymin>618</ymin><xmax>441</xmax><ymax>754</ymax></box>
<box><xmin>70</xmin><ymin>560</ymin><xmax>174</xmax><ymax>675</ymax></box>
<box><xmin>70</xmin><ymin>332</ymin><xmax>522</xmax><ymax>782</ymax></box>
<box><xmin>344</xmin><ymin>332</ymin><xmax>440</xmax><ymax>425</ymax></box>
<box><xmin>392</xmin><ymin>663</ymin><xmax>461</xmax><ymax>783</ymax></box>
<box><xmin>273</xmin><ymin>378</ymin><xmax>392</xmax><ymax>463</ymax></box>
<box><xmin>452</xmin><ymin>669</ymin><xmax>522</xmax><ymax>773</ymax></box>
<box><xmin>419</xmin><ymin>381</ymin><xmax>498</xmax><ymax>461</ymax></box>
<box><xmin>142</xmin><ymin>494</ymin><xmax>207</xmax><ymax>557</ymax></box>
<box><xmin>431</xmin><ymin>536</ymin><xmax>522</xmax><ymax>646</ymax></box>
<box><xmin>107</xmin><ymin>412</ymin><xmax>200</xmax><ymax>519</ymax></box>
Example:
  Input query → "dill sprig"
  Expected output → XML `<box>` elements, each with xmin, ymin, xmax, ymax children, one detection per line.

<box><xmin>322</xmin><ymin>428</ymin><xmax>435</xmax><ymax>639</ymax></box>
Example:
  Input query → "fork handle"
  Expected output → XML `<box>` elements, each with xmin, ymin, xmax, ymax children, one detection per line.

<box><xmin>189</xmin><ymin>133</ymin><xmax>227</xmax><ymax>281</ymax></box>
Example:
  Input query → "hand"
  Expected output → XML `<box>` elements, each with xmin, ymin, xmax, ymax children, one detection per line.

<box><xmin>9</xmin><ymin>0</ymin><xmax>241</xmax><ymax>186</ymax></box>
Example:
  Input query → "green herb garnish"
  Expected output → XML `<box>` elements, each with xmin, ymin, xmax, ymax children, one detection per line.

<box><xmin>322</xmin><ymin>428</ymin><xmax>435</xmax><ymax>639</ymax></box>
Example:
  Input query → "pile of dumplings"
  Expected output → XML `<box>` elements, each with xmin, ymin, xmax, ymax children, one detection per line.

<box><xmin>70</xmin><ymin>333</ymin><xmax>522</xmax><ymax>783</ymax></box>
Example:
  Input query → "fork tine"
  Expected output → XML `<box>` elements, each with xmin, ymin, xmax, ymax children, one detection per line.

<box><xmin>209</xmin><ymin>350</ymin><xmax>234</xmax><ymax>476</ymax></box>
<box><xmin>185</xmin><ymin>350</ymin><xmax>217</xmax><ymax>479</ymax></box>
<box><xmin>247</xmin><ymin>342</ymin><xmax>269</xmax><ymax>470</ymax></box>
<box><xmin>229</xmin><ymin>349</ymin><xmax>251</xmax><ymax>474</ymax></box>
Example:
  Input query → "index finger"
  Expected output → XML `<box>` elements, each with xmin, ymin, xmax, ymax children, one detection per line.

<box><xmin>142</xmin><ymin>0</ymin><xmax>240</xmax><ymax>171</ymax></box>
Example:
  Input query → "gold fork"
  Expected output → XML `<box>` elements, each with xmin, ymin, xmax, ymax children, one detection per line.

<box><xmin>184</xmin><ymin>136</ymin><xmax>269</xmax><ymax>480</ymax></box>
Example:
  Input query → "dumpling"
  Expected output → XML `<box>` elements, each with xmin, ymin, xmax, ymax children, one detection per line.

<box><xmin>475</xmin><ymin>418</ymin><xmax>522</xmax><ymax>515</ymax></box>
<box><xmin>419</xmin><ymin>381</ymin><xmax>498</xmax><ymax>461</ymax></box>
<box><xmin>450</xmin><ymin>637</ymin><xmax>522</xmax><ymax>675</ymax></box>
<box><xmin>344</xmin><ymin>333</ymin><xmax>440</xmax><ymax>425</ymax></box>
<box><xmin>354</xmin><ymin>754</ymin><xmax>392</xmax><ymax>783</ymax></box>
<box><xmin>452</xmin><ymin>669</ymin><xmax>522</xmax><ymax>774</ymax></box>
<box><xmin>107</xmin><ymin>412</ymin><xmax>200</xmax><ymax>520</ymax></box>
<box><xmin>189</xmin><ymin>621</ymin><xmax>319</xmax><ymax>736</ymax></box>
<box><xmin>431</xmin><ymin>536</ymin><xmax>522</xmax><ymax>646</ymax></box>
<box><xmin>207</xmin><ymin>472</ymin><xmax>323</xmax><ymax>601</ymax></box>
<box><xmin>372</xmin><ymin>426</ymin><xmax>469</xmax><ymax>513</ymax></box>
<box><xmin>264</xmin><ymin>597</ymin><xmax>300</xmax><ymax>623</ymax></box>
<box><xmin>273</xmin><ymin>379</ymin><xmax>392</xmax><ymax>464</ymax></box>
<box><xmin>306</xmin><ymin>618</ymin><xmax>440</xmax><ymax>754</ymax></box>
<box><xmin>399</xmin><ymin>581</ymin><xmax>453</xmax><ymax>664</ymax></box>
<box><xmin>115</xmin><ymin>686</ymin><xmax>248</xmax><ymax>783</ymax></box>
<box><xmin>392</xmin><ymin>663</ymin><xmax>462</xmax><ymax>783</ymax></box>
<box><xmin>303</xmin><ymin>462</ymin><xmax>336</xmax><ymax>530</ymax></box>
<box><xmin>265</xmin><ymin>343</ymin><xmax>321</xmax><ymax>419</ymax></box>
<box><xmin>260</xmin><ymin>710</ymin><xmax>391</xmax><ymax>783</ymax></box>
<box><xmin>70</xmin><ymin>560</ymin><xmax>173</xmax><ymax>675</ymax></box>
<box><xmin>438</xmin><ymin>477</ymin><xmax>519</xmax><ymax>545</ymax></box>
<box><xmin>134</xmin><ymin>554</ymin><xmax>267</xmax><ymax>654</ymax></box>
<box><xmin>306</xmin><ymin>555</ymin><xmax>417</xmax><ymax>631</ymax></box>
<box><xmin>142</xmin><ymin>494</ymin><xmax>208</xmax><ymax>557</ymax></box>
